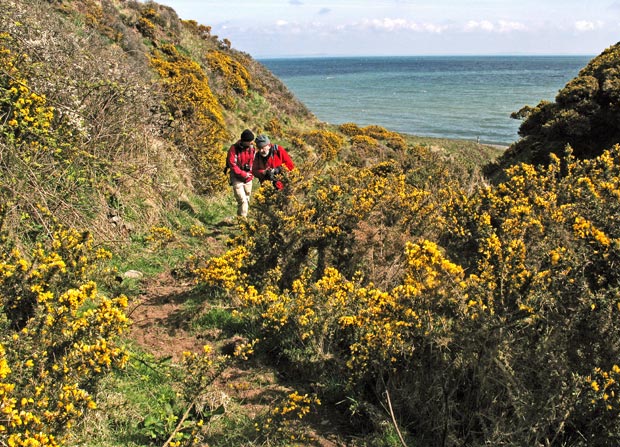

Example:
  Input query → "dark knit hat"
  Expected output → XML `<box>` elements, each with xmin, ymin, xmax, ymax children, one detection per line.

<box><xmin>255</xmin><ymin>134</ymin><xmax>270</xmax><ymax>148</ymax></box>
<box><xmin>240</xmin><ymin>129</ymin><xmax>255</xmax><ymax>142</ymax></box>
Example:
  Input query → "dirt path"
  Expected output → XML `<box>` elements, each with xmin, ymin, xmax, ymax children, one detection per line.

<box><xmin>128</xmin><ymin>271</ymin><xmax>204</xmax><ymax>362</ymax></box>
<box><xmin>127</xmin><ymin>269</ymin><xmax>350</xmax><ymax>446</ymax></box>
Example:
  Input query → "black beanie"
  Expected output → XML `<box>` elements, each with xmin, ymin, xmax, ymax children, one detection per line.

<box><xmin>240</xmin><ymin>129</ymin><xmax>254</xmax><ymax>142</ymax></box>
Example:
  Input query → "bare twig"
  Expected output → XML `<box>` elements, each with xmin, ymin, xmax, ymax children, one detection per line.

<box><xmin>162</xmin><ymin>402</ymin><xmax>194</xmax><ymax>447</ymax></box>
<box><xmin>382</xmin><ymin>378</ymin><xmax>409</xmax><ymax>447</ymax></box>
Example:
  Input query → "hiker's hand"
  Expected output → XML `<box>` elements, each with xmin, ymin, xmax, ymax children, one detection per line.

<box><xmin>273</xmin><ymin>167</ymin><xmax>282</xmax><ymax>175</ymax></box>
<box><xmin>244</xmin><ymin>173</ymin><xmax>254</xmax><ymax>183</ymax></box>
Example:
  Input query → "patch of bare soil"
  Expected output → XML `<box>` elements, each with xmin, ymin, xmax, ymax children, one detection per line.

<box><xmin>127</xmin><ymin>270</ymin><xmax>353</xmax><ymax>447</ymax></box>
<box><xmin>128</xmin><ymin>271</ymin><xmax>204</xmax><ymax>362</ymax></box>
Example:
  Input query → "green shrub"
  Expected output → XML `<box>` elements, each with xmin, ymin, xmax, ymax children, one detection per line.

<box><xmin>194</xmin><ymin>146</ymin><xmax>620</xmax><ymax>446</ymax></box>
<box><xmin>0</xmin><ymin>227</ymin><xmax>129</xmax><ymax>446</ymax></box>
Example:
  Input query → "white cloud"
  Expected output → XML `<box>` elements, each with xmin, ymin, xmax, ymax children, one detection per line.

<box><xmin>465</xmin><ymin>20</ymin><xmax>526</xmax><ymax>33</ymax></box>
<box><xmin>418</xmin><ymin>23</ymin><xmax>447</xmax><ymax>33</ymax></box>
<box><xmin>465</xmin><ymin>20</ymin><xmax>494</xmax><ymax>32</ymax></box>
<box><xmin>574</xmin><ymin>20</ymin><xmax>604</xmax><ymax>31</ymax></box>
<box><xmin>365</xmin><ymin>18</ymin><xmax>408</xmax><ymax>31</ymax></box>
<box><xmin>497</xmin><ymin>20</ymin><xmax>527</xmax><ymax>32</ymax></box>
<box><xmin>358</xmin><ymin>18</ymin><xmax>447</xmax><ymax>33</ymax></box>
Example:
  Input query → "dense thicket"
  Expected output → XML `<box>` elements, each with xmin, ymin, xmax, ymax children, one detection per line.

<box><xmin>199</xmin><ymin>135</ymin><xmax>620</xmax><ymax>445</ymax></box>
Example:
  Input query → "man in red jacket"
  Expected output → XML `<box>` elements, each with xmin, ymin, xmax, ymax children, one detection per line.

<box><xmin>227</xmin><ymin>129</ymin><xmax>256</xmax><ymax>217</ymax></box>
<box><xmin>252</xmin><ymin>134</ymin><xmax>294</xmax><ymax>190</ymax></box>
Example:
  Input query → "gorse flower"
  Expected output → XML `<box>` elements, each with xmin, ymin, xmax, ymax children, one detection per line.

<box><xmin>1</xmin><ymin>34</ymin><xmax>55</xmax><ymax>146</ymax></box>
<box><xmin>150</xmin><ymin>43</ymin><xmax>228</xmax><ymax>193</ymax></box>
<box><xmin>193</xmin><ymin>246</ymin><xmax>249</xmax><ymax>290</ymax></box>
<box><xmin>205</xmin><ymin>50</ymin><xmax>252</xmax><ymax>96</ymax></box>
<box><xmin>0</xmin><ymin>226</ymin><xmax>129</xmax><ymax>446</ymax></box>
<box><xmin>194</xmin><ymin>143</ymin><xmax>620</xmax><ymax>445</ymax></box>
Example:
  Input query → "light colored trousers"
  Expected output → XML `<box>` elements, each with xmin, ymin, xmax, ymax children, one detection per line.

<box><xmin>232</xmin><ymin>180</ymin><xmax>253</xmax><ymax>217</ymax></box>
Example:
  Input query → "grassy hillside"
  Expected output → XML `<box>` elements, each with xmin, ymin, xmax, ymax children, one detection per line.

<box><xmin>0</xmin><ymin>0</ymin><xmax>318</xmax><ymax>244</ymax></box>
<box><xmin>6</xmin><ymin>1</ymin><xmax>620</xmax><ymax>447</ymax></box>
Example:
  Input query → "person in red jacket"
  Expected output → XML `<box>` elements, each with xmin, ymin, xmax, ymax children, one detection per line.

<box><xmin>252</xmin><ymin>134</ymin><xmax>294</xmax><ymax>190</ymax></box>
<box><xmin>227</xmin><ymin>129</ymin><xmax>256</xmax><ymax>217</ymax></box>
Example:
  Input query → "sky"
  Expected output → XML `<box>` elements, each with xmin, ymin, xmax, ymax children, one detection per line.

<box><xmin>154</xmin><ymin>0</ymin><xmax>620</xmax><ymax>58</ymax></box>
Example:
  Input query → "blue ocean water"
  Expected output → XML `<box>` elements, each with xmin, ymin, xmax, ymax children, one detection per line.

<box><xmin>260</xmin><ymin>56</ymin><xmax>592</xmax><ymax>146</ymax></box>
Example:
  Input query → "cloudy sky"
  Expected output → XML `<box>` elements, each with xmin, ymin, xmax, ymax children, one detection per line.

<box><xmin>155</xmin><ymin>0</ymin><xmax>620</xmax><ymax>58</ymax></box>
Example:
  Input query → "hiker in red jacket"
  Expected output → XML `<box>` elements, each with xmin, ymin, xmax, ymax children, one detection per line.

<box><xmin>252</xmin><ymin>134</ymin><xmax>294</xmax><ymax>190</ymax></box>
<box><xmin>227</xmin><ymin>129</ymin><xmax>256</xmax><ymax>217</ymax></box>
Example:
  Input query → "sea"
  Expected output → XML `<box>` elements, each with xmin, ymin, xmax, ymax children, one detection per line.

<box><xmin>259</xmin><ymin>56</ymin><xmax>593</xmax><ymax>146</ymax></box>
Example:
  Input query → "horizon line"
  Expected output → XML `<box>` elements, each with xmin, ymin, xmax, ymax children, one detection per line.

<box><xmin>256</xmin><ymin>53</ymin><xmax>595</xmax><ymax>60</ymax></box>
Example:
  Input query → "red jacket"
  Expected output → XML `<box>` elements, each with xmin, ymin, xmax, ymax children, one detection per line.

<box><xmin>227</xmin><ymin>141</ymin><xmax>255</xmax><ymax>183</ymax></box>
<box><xmin>252</xmin><ymin>144</ymin><xmax>294</xmax><ymax>184</ymax></box>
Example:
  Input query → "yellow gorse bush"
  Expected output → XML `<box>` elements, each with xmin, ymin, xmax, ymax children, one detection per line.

<box><xmin>194</xmin><ymin>144</ymin><xmax>620</xmax><ymax>445</ymax></box>
<box><xmin>301</xmin><ymin>129</ymin><xmax>345</xmax><ymax>162</ymax></box>
<box><xmin>339</xmin><ymin>240</ymin><xmax>465</xmax><ymax>375</ymax></box>
<box><xmin>589</xmin><ymin>365</ymin><xmax>620</xmax><ymax>410</ymax></box>
<box><xmin>0</xmin><ymin>227</ymin><xmax>129</xmax><ymax>446</ymax></box>
<box><xmin>273</xmin><ymin>391</ymin><xmax>321</xmax><ymax>419</ymax></box>
<box><xmin>205</xmin><ymin>50</ymin><xmax>252</xmax><ymax>96</ymax></box>
<box><xmin>337</xmin><ymin>122</ymin><xmax>362</xmax><ymax>136</ymax></box>
<box><xmin>254</xmin><ymin>389</ymin><xmax>321</xmax><ymax>444</ymax></box>
<box><xmin>192</xmin><ymin>246</ymin><xmax>249</xmax><ymax>291</ymax></box>
<box><xmin>150</xmin><ymin>43</ymin><xmax>228</xmax><ymax>192</ymax></box>
<box><xmin>0</xmin><ymin>34</ymin><xmax>55</xmax><ymax>148</ymax></box>
<box><xmin>145</xmin><ymin>225</ymin><xmax>176</xmax><ymax>249</ymax></box>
